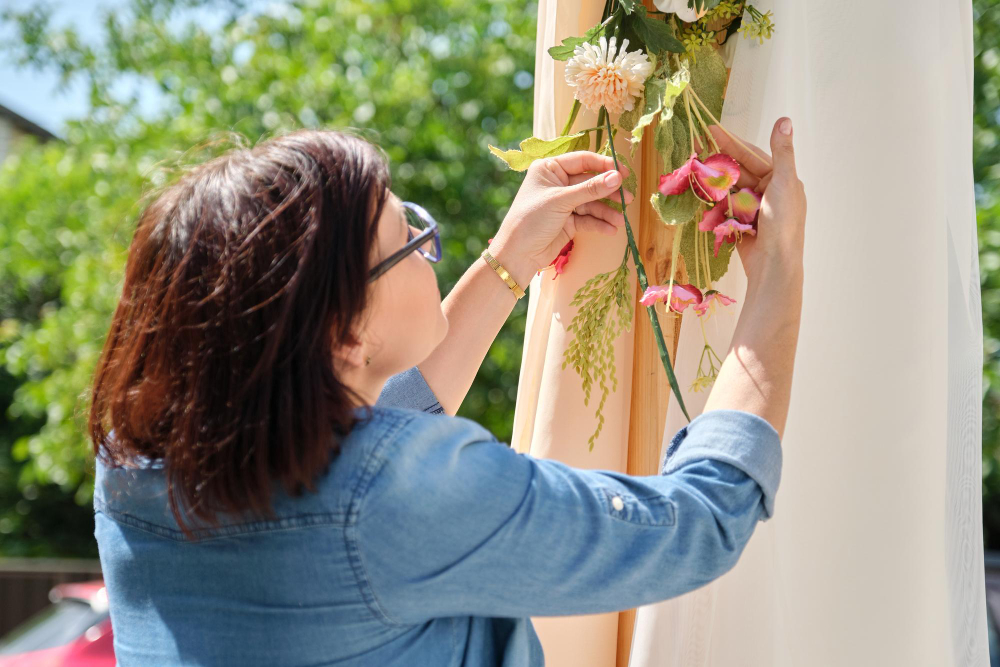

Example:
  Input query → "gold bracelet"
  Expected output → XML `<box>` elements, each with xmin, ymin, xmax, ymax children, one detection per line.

<box><xmin>481</xmin><ymin>249</ymin><xmax>526</xmax><ymax>300</ymax></box>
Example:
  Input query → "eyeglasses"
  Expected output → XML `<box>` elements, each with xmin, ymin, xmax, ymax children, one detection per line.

<box><xmin>367</xmin><ymin>201</ymin><xmax>443</xmax><ymax>282</ymax></box>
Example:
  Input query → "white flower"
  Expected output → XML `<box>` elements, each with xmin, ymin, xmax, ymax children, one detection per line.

<box><xmin>652</xmin><ymin>0</ymin><xmax>710</xmax><ymax>23</ymax></box>
<box><xmin>564</xmin><ymin>36</ymin><xmax>653</xmax><ymax>115</ymax></box>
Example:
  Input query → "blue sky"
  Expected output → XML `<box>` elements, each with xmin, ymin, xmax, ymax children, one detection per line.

<box><xmin>0</xmin><ymin>0</ymin><xmax>120</xmax><ymax>136</ymax></box>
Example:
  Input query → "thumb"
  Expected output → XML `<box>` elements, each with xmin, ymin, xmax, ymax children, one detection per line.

<box><xmin>561</xmin><ymin>169</ymin><xmax>623</xmax><ymax>207</ymax></box>
<box><xmin>770</xmin><ymin>117</ymin><xmax>797</xmax><ymax>178</ymax></box>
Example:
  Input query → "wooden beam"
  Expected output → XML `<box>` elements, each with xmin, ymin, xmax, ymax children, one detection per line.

<box><xmin>615</xmin><ymin>29</ymin><xmax>687</xmax><ymax>667</ymax></box>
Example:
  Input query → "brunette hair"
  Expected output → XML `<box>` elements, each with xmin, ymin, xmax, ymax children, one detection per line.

<box><xmin>88</xmin><ymin>129</ymin><xmax>391</xmax><ymax>537</ymax></box>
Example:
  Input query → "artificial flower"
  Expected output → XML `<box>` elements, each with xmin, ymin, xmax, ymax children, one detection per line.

<box><xmin>658</xmin><ymin>152</ymin><xmax>740</xmax><ymax>203</ymax></box>
<box><xmin>640</xmin><ymin>282</ymin><xmax>703</xmax><ymax>313</ymax></box>
<box><xmin>729</xmin><ymin>187</ymin><xmax>762</xmax><ymax>224</ymax></box>
<box><xmin>551</xmin><ymin>239</ymin><xmax>574</xmax><ymax>278</ymax></box>
<box><xmin>711</xmin><ymin>217</ymin><xmax>755</xmax><ymax>257</ymax></box>
<box><xmin>652</xmin><ymin>0</ymin><xmax>711</xmax><ymax>23</ymax></box>
<box><xmin>493</xmin><ymin>237</ymin><xmax>576</xmax><ymax>279</ymax></box>
<box><xmin>692</xmin><ymin>289</ymin><xmax>737</xmax><ymax>317</ymax></box>
<box><xmin>564</xmin><ymin>36</ymin><xmax>653</xmax><ymax>115</ymax></box>
<box><xmin>698</xmin><ymin>186</ymin><xmax>761</xmax><ymax>232</ymax></box>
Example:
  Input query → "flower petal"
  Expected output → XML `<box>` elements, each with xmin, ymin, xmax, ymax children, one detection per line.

<box><xmin>729</xmin><ymin>187</ymin><xmax>762</xmax><ymax>224</ymax></box>
<box><xmin>658</xmin><ymin>153</ymin><xmax>698</xmax><ymax>196</ymax></box>
<box><xmin>711</xmin><ymin>218</ymin><xmax>756</xmax><ymax>257</ymax></box>
<box><xmin>693</xmin><ymin>290</ymin><xmax>738</xmax><ymax>316</ymax></box>
<box><xmin>639</xmin><ymin>282</ymin><xmax>703</xmax><ymax>313</ymax></box>
<box><xmin>692</xmin><ymin>153</ymin><xmax>740</xmax><ymax>201</ymax></box>
<box><xmin>668</xmin><ymin>283</ymin><xmax>703</xmax><ymax>312</ymax></box>
<box><xmin>551</xmin><ymin>240</ymin><xmax>574</xmax><ymax>279</ymax></box>
<box><xmin>698</xmin><ymin>199</ymin><xmax>728</xmax><ymax>232</ymax></box>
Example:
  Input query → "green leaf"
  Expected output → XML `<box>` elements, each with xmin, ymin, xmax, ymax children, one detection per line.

<box><xmin>618</xmin><ymin>0</ymin><xmax>639</xmax><ymax>14</ymax></box>
<box><xmin>678</xmin><ymin>215</ymin><xmax>736</xmax><ymax>290</ymax></box>
<box><xmin>688</xmin><ymin>0</ymin><xmax>724</xmax><ymax>13</ymax></box>
<box><xmin>630</xmin><ymin>14</ymin><xmax>686</xmax><ymax>55</ymax></box>
<box><xmin>488</xmin><ymin>131</ymin><xmax>591</xmax><ymax>171</ymax></box>
<box><xmin>547</xmin><ymin>24</ymin><xmax>602</xmax><ymax>61</ymax></box>
<box><xmin>651</xmin><ymin>190</ymin><xmax>700</xmax><ymax>226</ymax></box>
<box><xmin>686</xmin><ymin>43</ymin><xmax>727</xmax><ymax>121</ymax></box>
<box><xmin>629</xmin><ymin>64</ymin><xmax>689</xmax><ymax>146</ymax></box>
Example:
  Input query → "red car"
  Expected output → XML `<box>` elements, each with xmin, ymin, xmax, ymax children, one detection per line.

<box><xmin>0</xmin><ymin>580</ymin><xmax>114</xmax><ymax>666</ymax></box>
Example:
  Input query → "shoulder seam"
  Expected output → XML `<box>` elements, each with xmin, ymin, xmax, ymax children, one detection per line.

<box><xmin>344</xmin><ymin>409</ymin><xmax>419</xmax><ymax>627</ymax></box>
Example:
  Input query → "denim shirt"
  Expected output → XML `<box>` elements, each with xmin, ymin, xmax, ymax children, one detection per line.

<box><xmin>93</xmin><ymin>366</ymin><xmax>782</xmax><ymax>666</ymax></box>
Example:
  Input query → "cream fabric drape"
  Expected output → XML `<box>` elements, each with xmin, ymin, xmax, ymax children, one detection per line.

<box><xmin>516</xmin><ymin>0</ymin><xmax>989</xmax><ymax>665</ymax></box>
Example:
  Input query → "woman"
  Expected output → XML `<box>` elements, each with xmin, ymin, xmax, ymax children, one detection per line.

<box><xmin>90</xmin><ymin>117</ymin><xmax>805</xmax><ymax>665</ymax></box>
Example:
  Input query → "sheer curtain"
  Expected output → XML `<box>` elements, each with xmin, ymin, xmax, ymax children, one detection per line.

<box><xmin>628</xmin><ymin>0</ymin><xmax>988</xmax><ymax>664</ymax></box>
<box><xmin>518</xmin><ymin>0</ymin><xmax>989</xmax><ymax>665</ymax></box>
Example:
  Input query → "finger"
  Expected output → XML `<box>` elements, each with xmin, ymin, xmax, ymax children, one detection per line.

<box><xmin>567</xmin><ymin>173</ymin><xmax>634</xmax><ymax>204</ymax></box>
<box><xmin>574</xmin><ymin>200</ymin><xmax>625</xmax><ymax>227</ymax></box>
<box><xmin>735</xmin><ymin>170</ymin><xmax>760</xmax><ymax>191</ymax></box>
<box><xmin>769</xmin><ymin>117</ymin><xmax>797</xmax><ymax>178</ymax></box>
<box><xmin>572</xmin><ymin>213</ymin><xmax>619</xmax><ymax>236</ymax></box>
<box><xmin>708</xmin><ymin>124</ymin><xmax>773</xmax><ymax>179</ymax></box>
<box><xmin>560</xmin><ymin>169</ymin><xmax>626</xmax><ymax>207</ymax></box>
<box><xmin>550</xmin><ymin>150</ymin><xmax>630</xmax><ymax>180</ymax></box>
<box><xmin>754</xmin><ymin>171</ymin><xmax>773</xmax><ymax>194</ymax></box>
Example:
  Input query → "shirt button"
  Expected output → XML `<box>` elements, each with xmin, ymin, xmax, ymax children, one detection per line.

<box><xmin>611</xmin><ymin>496</ymin><xmax>625</xmax><ymax>511</ymax></box>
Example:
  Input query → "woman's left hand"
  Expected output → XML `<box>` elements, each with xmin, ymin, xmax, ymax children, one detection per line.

<box><xmin>488</xmin><ymin>151</ymin><xmax>632</xmax><ymax>286</ymax></box>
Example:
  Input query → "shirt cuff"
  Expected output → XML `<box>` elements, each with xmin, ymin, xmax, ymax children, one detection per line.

<box><xmin>661</xmin><ymin>409</ymin><xmax>783</xmax><ymax>520</ymax></box>
<box><xmin>375</xmin><ymin>366</ymin><xmax>445</xmax><ymax>414</ymax></box>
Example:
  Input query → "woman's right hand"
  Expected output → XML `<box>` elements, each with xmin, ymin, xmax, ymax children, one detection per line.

<box><xmin>706</xmin><ymin>117</ymin><xmax>807</xmax><ymax>286</ymax></box>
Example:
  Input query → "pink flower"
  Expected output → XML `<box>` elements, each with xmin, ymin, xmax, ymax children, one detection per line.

<box><xmin>729</xmin><ymin>187</ymin><xmax>762</xmax><ymax>224</ymax></box>
<box><xmin>697</xmin><ymin>187</ymin><xmax>762</xmax><ymax>256</ymax></box>
<box><xmin>640</xmin><ymin>282</ymin><xmax>703</xmax><ymax>313</ymax></box>
<box><xmin>658</xmin><ymin>152</ymin><xmax>741</xmax><ymax>203</ymax></box>
<box><xmin>550</xmin><ymin>240</ymin><xmax>574</xmax><ymax>278</ymax></box>
<box><xmin>712</xmin><ymin>218</ymin><xmax>756</xmax><ymax>257</ymax></box>
<box><xmin>692</xmin><ymin>289</ymin><xmax>737</xmax><ymax>317</ymax></box>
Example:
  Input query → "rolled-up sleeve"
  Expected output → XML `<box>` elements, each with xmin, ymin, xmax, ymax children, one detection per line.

<box><xmin>662</xmin><ymin>408</ymin><xmax>782</xmax><ymax>520</ymax></box>
<box><xmin>375</xmin><ymin>365</ymin><xmax>444</xmax><ymax>414</ymax></box>
<box><xmin>354</xmin><ymin>408</ymin><xmax>783</xmax><ymax>624</ymax></box>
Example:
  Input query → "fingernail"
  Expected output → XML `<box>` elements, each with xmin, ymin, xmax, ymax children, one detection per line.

<box><xmin>605</xmin><ymin>171</ymin><xmax>622</xmax><ymax>187</ymax></box>
<box><xmin>779</xmin><ymin>118</ymin><xmax>792</xmax><ymax>135</ymax></box>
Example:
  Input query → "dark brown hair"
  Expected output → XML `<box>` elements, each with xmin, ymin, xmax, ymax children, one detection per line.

<box><xmin>88</xmin><ymin>129</ymin><xmax>391</xmax><ymax>537</ymax></box>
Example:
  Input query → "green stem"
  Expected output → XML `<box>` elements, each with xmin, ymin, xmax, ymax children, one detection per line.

<box><xmin>561</xmin><ymin>100</ymin><xmax>582</xmax><ymax>136</ymax></box>
<box><xmin>602</xmin><ymin>109</ymin><xmax>692</xmax><ymax>423</ymax></box>
<box><xmin>595</xmin><ymin>107</ymin><xmax>607</xmax><ymax>152</ymax></box>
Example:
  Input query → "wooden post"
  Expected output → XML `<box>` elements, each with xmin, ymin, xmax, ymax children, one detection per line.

<box><xmin>615</xmin><ymin>3</ymin><xmax>688</xmax><ymax>664</ymax></box>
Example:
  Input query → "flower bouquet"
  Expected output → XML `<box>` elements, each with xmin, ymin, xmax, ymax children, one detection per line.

<box><xmin>489</xmin><ymin>0</ymin><xmax>775</xmax><ymax>449</ymax></box>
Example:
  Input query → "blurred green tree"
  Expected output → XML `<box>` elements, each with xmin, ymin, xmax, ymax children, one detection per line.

<box><xmin>976</xmin><ymin>0</ymin><xmax>1000</xmax><ymax>550</ymax></box>
<box><xmin>6</xmin><ymin>0</ymin><xmax>1000</xmax><ymax>558</ymax></box>
<box><xmin>0</xmin><ymin>0</ymin><xmax>537</xmax><ymax>556</ymax></box>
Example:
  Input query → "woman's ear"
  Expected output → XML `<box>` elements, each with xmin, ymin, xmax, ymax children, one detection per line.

<box><xmin>331</xmin><ymin>332</ymin><xmax>368</xmax><ymax>371</ymax></box>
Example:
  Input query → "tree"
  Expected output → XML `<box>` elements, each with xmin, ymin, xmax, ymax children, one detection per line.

<box><xmin>975</xmin><ymin>0</ymin><xmax>1000</xmax><ymax>550</ymax></box>
<box><xmin>0</xmin><ymin>0</ymin><xmax>537</xmax><ymax>556</ymax></box>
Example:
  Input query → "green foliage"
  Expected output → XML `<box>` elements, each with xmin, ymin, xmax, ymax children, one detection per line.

<box><xmin>688</xmin><ymin>0</ymin><xmax>724</xmax><ymax>12</ymax></box>
<box><xmin>488</xmin><ymin>130</ymin><xmax>590</xmax><ymax>171</ymax></box>
<box><xmin>678</xmin><ymin>213</ymin><xmax>735</xmax><ymax>289</ymax></box>
<box><xmin>651</xmin><ymin>190</ymin><xmax>699</xmax><ymax>226</ymax></box>
<box><xmin>561</xmin><ymin>257</ymin><xmax>633</xmax><ymax>451</ymax></box>
<box><xmin>974</xmin><ymin>0</ymin><xmax>1000</xmax><ymax>550</ymax></box>
<box><xmin>0</xmin><ymin>0</ymin><xmax>537</xmax><ymax>555</ymax></box>
<box><xmin>628</xmin><ymin>62</ymin><xmax>689</xmax><ymax>147</ymax></box>
<box><xmin>547</xmin><ymin>24</ymin><xmax>603</xmax><ymax>61</ymax></box>
<box><xmin>624</xmin><ymin>5</ymin><xmax>686</xmax><ymax>56</ymax></box>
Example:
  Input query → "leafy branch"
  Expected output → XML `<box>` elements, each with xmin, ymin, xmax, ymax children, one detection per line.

<box><xmin>562</xmin><ymin>252</ymin><xmax>634</xmax><ymax>450</ymax></box>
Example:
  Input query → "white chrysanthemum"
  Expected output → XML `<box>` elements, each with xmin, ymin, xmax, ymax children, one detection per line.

<box><xmin>564</xmin><ymin>36</ymin><xmax>653</xmax><ymax>115</ymax></box>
